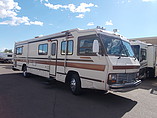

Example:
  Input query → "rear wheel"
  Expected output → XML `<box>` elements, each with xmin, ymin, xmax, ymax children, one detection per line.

<box><xmin>70</xmin><ymin>74</ymin><xmax>81</xmax><ymax>95</ymax></box>
<box><xmin>147</xmin><ymin>68</ymin><xmax>155</xmax><ymax>78</ymax></box>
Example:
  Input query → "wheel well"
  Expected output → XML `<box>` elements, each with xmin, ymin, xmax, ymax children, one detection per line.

<box><xmin>22</xmin><ymin>64</ymin><xmax>27</xmax><ymax>71</ymax></box>
<box><xmin>65</xmin><ymin>71</ymin><xmax>80</xmax><ymax>84</ymax></box>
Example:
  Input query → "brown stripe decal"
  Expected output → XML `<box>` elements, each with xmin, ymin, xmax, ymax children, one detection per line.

<box><xmin>15</xmin><ymin>58</ymin><xmax>93</xmax><ymax>62</ymax></box>
<box><xmin>80</xmin><ymin>57</ymin><xmax>91</xmax><ymax>59</ymax></box>
<box><xmin>113</xmin><ymin>66</ymin><xmax>140</xmax><ymax>70</ymax></box>
<box><xmin>80</xmin><ymin>76</ymin><xmax>103</xmax><ymax>82</ymax></box>
<box><xmin>15</xmin><ymin>59</ymin><xmax>105</xmax><ymax>71</ymax></box>
<box><xmin>67</xmin><ymin>63</ymin><xmax>105</xmax><ymax>71</ymax></box>
<box><xmin>16</xmin><ymin>59</ymin><xmax>27</xmax><ymax>62</ymax></box>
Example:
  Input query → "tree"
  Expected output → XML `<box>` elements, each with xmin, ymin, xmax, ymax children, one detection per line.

<box><xmin>3</xmin><ymin>49</ymin><xmax>13</xmax><ymax>53</ymax></box>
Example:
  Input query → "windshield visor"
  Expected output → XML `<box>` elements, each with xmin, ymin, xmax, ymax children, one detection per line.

<box><xmin>99</xmin><ymin>34</ymin><xmax>134</xmax><ymax>57</ymax></box>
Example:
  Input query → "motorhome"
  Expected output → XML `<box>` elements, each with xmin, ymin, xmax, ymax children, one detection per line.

<box><xmin>130</xmin><ymin>40</ymin><xmax>157</xmax><ymax>78</ymax></box>
<box><xmin>0</xmin><ymin>52</ymin><xmax>13</xmax><ymax>63</ymax></box>
<box><xmin>12</xmin><ymin>28</ymin><xmax>141</xmax><ymax>95</ymax></box>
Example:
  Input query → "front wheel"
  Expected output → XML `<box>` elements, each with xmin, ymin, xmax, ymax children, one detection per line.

<box><xmin>70</xmin><ymin>74</ymin><xmax>81</xmax><ymax>95</ymax></box>
<box><xmin>23</xmin><ymin>65</ymin><xmax>28</xmax><ymax>78</ymax></box>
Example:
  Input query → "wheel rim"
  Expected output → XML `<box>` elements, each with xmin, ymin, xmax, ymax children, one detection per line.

<box><xmin>23</xmin><ymin>70</ymin><xmax>27</xmax><ymax>77</ymax></box>
<box><xmin>70</xmin><ymin>78</ymin><xmax>76</xmax><ymax>92</ymax></box>
<box><xmin>23</xmin><ymin>66</ymin><xmax>27</xmax><ymax>77</ymax></box>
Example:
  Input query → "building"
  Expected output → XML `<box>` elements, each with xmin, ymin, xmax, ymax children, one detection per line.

<box><xmin>130</xmin><ymin>36</ymin><xmax>157</xmax><ymax>45</ymax></box>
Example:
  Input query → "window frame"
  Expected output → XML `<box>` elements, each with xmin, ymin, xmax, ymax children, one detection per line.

<box><xmin>140</xmin><ymin>48</ymin><xmax>147</xmax><ymax>62</ymax></box>
<box><xmin>77</xmin><ymin>35</ymin><xmax>99</xmax><ymax>56</ymax></box>
<box><xmin>38</xmin><ymin>43</ymin><xmax>48</xmax><ymax>55</ymax></box>
<box><xmin>16</xmin><ymin>47</ymin><xmax>23</xmax><ymax>55</ymax></box>
<box><xmin>61</xmin><ymin>40</ymin><xmax>73</xmax><ymax>55</ymax></box>
<box><xmin>51</xmin><ymin>43</ymin><xmax>56</xmax><ymax>56</ymax></box>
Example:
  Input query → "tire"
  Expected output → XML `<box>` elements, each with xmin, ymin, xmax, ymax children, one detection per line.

<box><xmin>147</xmin><ymin>68</ymin><xmax>155</xmax><ymax>78</ymax></box>
<box><xmin>70</xmin><ymin>74</ymin><xmax>81</xmax><ymax>95</ymax></box>
<box><xmin>23</xmin><ymin>65</ymin><xmax>28</xmax><ymax>78</ymax></box>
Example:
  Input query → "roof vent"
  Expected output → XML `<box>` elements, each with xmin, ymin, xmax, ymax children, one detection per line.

<box><xmin>113</xmin><ymin>29</ymin><xmax>118</xmax><ymax>33</ymax></box>
<box><xmin>96</xmin><ymin>26</ymin><xmax>106</xmax><ymax>30</ymax></box>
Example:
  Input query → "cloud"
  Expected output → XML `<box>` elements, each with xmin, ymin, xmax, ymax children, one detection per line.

<box><xmin>105</xmin><ymin>20</ymin><xmax>113</xmax><ymax>26</ymax></box>
<box><xmin>76</xmin><ymin>14</ymin><xmax>84</xmax><ymax>18</ymax></box>
<box><xmin>44</xmin><ymin>2</ymin><xmax>97</xmax><ymax>13</ymax></box>
<box><xmin>40</xmin><ymin>0</ymin><xmax>49</xmax><ymax>3</ymax></box>
<box><xmin>0</xmin><ymin>0</ymin><xmax>43</xmax><ymax>26</ymax></box>
<box><xmin>87</xmin><ymin>22</ymin><xmax>94</xmax><ymax>26</ymax></box>
<box><xmin>117</xmin><ymin>0</ymin><xmax>132</xmax><ymax>4</ymax></box>
<box><xmin>0</xmin><ymin>0</ymin><xmax>21</xmax><ymax>18</ymax></box>
<box><xmin>26</xmin><ymin>21</ymin><xmax>43</xmax><ymax>26</ymax></box>
<box><xmin>142</xmin><ymin>0</ymin><xmax>157</xmax><ymax>2</ymax></box>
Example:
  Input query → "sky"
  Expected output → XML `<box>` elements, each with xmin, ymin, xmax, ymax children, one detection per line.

<box><xmin>0</xmin><ymin>0</ymin><xmax>157</xmax><ymax>51</ymax></box>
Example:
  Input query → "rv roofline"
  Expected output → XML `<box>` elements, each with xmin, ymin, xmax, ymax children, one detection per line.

<box><xmin>15</xmin><ymin>28</ymin><xmax>126</xmax><ymax>45</ymax></box>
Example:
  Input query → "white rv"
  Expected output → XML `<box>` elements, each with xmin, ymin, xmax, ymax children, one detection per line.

<box><xmin>12</xmin><ymin>28</ymin><xmax>141</xmax><ymax>95</ymax></box>
<box><xmin>0</xmin><ymin>52</ymin><xmax>13</xmax><ymax>63</ymax></box>
<box><xmin>130</xmin><ymin>40</ymin><xmax>157</xmax><ymax>78</ymax></box>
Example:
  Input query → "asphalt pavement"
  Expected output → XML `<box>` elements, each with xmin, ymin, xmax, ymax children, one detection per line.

<box><xmin>0</xmin><ymin>64</ymin><xmax>157</xmax><ymax>118</ymax></box>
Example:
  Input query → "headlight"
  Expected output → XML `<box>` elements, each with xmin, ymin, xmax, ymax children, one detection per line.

<box><xmin>108</xmin><ymin>74</ymin><xmax>117</xmax><ymax>85</ymax></box>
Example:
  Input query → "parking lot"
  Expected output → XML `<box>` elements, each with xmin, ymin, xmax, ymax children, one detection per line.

<box><xmin>0</xmin><ymin>64</ymin><xmax>157</xmax><ymax>118</ymax></box>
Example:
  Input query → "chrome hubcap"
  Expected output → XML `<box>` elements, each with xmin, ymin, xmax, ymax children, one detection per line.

<box><xmin>23</xmin><ymin>71</ymin><xmax>27</xmax><ymax>76</ymax></box>
<box><xmin>70</xmin><ymin>78</ymin><xmax>76</xmax><ymax>91</ymax></box>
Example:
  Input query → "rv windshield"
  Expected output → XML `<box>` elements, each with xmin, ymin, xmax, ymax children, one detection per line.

<box><xmin>99</xmin><ymin>34</ymin><xmax>134</xmax><ymax>57</ymax></box>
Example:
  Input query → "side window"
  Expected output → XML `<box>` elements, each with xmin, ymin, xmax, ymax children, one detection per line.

<box><xmin>51</xmin><ymin>43</ymin><xmax>56</xmax><ymax>55</ymax></box>
<box><xmin>68</xmin><ymin>41</ymin><xmax>73</xmax><ymax>55</ymax></box>
<box><xmin>78</xmin><ymin>36</ymin><xmax>98</xmax><ymax>55</ymax></box>
<box><xmin>38</xmin><ymin>44</ymin><xmax>48</xmax><ymax>55</ymax></box>
<box><xmin>61</xmin><ymin>41</ymin><xmax>66</xmax><ymax>55</ymax></box>
<box><xmin>61</xmin><ymin>40</ymin><xmax>73</xmax><ymax>55</ymax></box>
<box><xmin>140</xmin><ymin>48</ymin><xmax>146</xmax><ymax>61</ymax></box>
<box><xmin>16</xmin><ymin>47</ymin><xmax>23</xmax><ymax>55</ymax></box>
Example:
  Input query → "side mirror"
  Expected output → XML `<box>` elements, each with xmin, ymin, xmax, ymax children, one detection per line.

<box><xmin>93</xmin><ymin>40</ymin><xmax>99</xmax><ymax>53</ymax></box>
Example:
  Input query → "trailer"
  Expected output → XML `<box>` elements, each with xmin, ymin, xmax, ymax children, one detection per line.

<box><xmin>130</xmin><ymin>40</ymin><xmax>157</xmax><ymax>78</ymax></box>
<box><xmin>12</xmin><ymin>28</ymin><xmax>141</xmax><ymax>95</ymax></box>
<box><xmin>0</xmin><ymin>52</ymin><xmax>13</xmax><ymax>63</ymax></box>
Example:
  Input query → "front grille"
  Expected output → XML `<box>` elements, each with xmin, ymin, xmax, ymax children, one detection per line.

<box><xmin>117</xmin><ymin>73</ymin><xmax>137</xmax><ymax>84</ymax></box>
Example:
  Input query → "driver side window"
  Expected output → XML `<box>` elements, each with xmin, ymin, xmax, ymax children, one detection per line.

<box><xmin>78</xmin><ymin>35</ymin><xmax>99</xmax><ymax>56</ymax></box>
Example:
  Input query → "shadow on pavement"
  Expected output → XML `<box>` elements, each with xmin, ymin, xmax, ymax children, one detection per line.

<box><xmin>0</xmin><ymin>73</ymin><xmax>137</xmax><ymax>118</ymax></box>
<box><xmin>138</xmin><ymin>78</ymin><xmax>157</xmax><ymax>90</ymax></box>
<box><xmin>0</xmin><ymin>63</ymin><xmax>13</xmax><ymax>69</ymax></box>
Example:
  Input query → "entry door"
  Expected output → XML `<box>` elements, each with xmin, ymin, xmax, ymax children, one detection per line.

<box><xmin>49</xmin><ymin>41</ymin><xmax>58</xmax><ymax>77</ymax></box>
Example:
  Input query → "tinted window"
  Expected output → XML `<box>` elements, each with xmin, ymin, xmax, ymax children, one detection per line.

<box><xmin>99</xmin><ymin>34</ymin><xmax>134</xmax><ymax>57</ymax></box>
<box><xmin>78</xmin><ymin>36</ymin><xmax>98</xmax><ymax>55</ymax></box>
<box><xmin>7</xmin><ymin>55</ymin><xmax>12</xmax><ymax>57</ymax></box>
<box><xmin>141</xmin><ymin>48</ymin><xmax>146</xmax><ymax>62</ymax></box>
<box><xmin>51</xmin><ymin>43</ymin><xmax>56</xmax><ymax>55</ymax></box>
<box><xmin>67</xmin><ymin>41</ymin><xmax>73</xmax><ymax>55</ymax></box>
<box><xmin>131</xmin><ymin>45</ymin><xmax>140</xmax><ymax>60</ymax></box>
<box><xmin>61</xmin><ymin>40</ymin><xmax>73</xmax><ymax>55</ymax></box>
<box><xmin>38</xmin><ymin>44</ymin><xmax>48</xmax><ymax>55</ymax></box>
<box><xmin>16</xmin><ymin>47</ymin><xmax>23</xmax><ymax>55</ymax></box>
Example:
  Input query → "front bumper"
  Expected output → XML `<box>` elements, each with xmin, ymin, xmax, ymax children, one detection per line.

<box><xmin>109</xmin><ymin>80</ymin><xmax>141</xmax><ymax>92</ymax></box>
